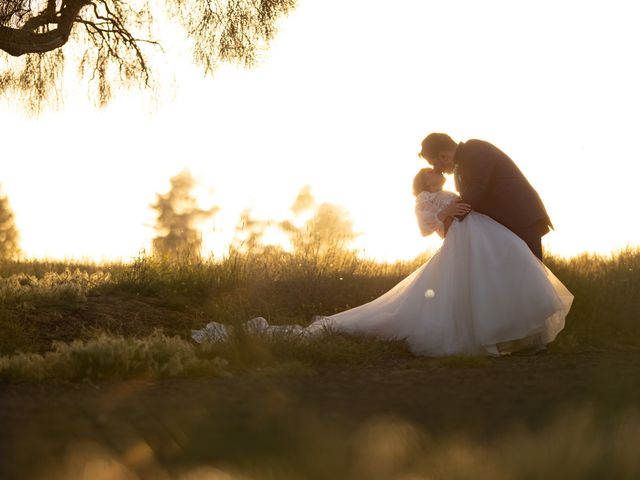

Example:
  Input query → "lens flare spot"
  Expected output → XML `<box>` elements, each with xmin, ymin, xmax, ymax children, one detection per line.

<box><xmin>425</xmin><ymin>289</ymin><xmax>435</xmax><ymax>298</ymax></box>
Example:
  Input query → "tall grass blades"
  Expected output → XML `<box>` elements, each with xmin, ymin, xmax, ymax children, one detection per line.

<box><xmin>0</xmin><ymin>269</ymin><xmax>111</xmax><ymax>305</ymax></box>
<box><xmin>0</xmin><ymin>247</ymin><xmax>638</xmax><ymax>361</ymax></box>
<box><xmin>546</xmin><ymin>248</ymin><xmax>640</xmax><ymax>348</ymax></box>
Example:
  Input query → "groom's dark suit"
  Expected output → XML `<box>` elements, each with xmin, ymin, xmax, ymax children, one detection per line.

<box><xmin>453</xmin><ymin>139</ymin><xmax>552</xmax><ymax>261</ymax></box>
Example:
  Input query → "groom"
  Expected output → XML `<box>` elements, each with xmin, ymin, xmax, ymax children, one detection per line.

<box><xmin>419</xmin><ymin>133</ymin><xmax>552</xmax><ymax>261</ymax></box>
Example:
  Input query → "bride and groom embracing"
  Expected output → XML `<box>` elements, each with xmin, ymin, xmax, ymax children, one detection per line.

<box><xmin>192</xmin><ymin>134</ymin><xmax>573</xmax><ymax>357</ymax></box>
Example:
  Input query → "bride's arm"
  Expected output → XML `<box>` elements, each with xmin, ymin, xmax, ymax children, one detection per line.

<box><xmin>415</xmin><ymin>198</ymin><xmax>445</xmax><ymax>238</ymax></box>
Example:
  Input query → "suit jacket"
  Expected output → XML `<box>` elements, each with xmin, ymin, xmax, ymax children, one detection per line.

<box><xmin>454</xmin><ymin>139</ymin><xmax>552</xmax><ymax>234</ymax></box>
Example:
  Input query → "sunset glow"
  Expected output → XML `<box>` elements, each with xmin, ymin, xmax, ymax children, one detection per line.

<box><xmin>1</xmin><ymin>0</ymin><xmax>639</xmax><ymax>262</ymax></box>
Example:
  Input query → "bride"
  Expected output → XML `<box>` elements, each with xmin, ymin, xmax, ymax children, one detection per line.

<box><xmin>193</xmin><ymin>169</ymin><xmax>573</xmax><ymax>356</ymax></box>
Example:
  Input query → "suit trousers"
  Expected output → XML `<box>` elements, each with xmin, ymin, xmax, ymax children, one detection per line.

<box><xmin>511</xmin><ymin>222</ymin><xmax>547</xmax><ymax>262</ymax></box>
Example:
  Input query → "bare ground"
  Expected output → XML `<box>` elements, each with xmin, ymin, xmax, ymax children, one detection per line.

<box><xmin>1</xmin><ymin>349</ymin><xmax>639</xmax><ymax>479</ymax></box>
<box><xmin>0</xmin><ymin>292</ymin><xmax>209</xmax><ymax>355</ymax></box>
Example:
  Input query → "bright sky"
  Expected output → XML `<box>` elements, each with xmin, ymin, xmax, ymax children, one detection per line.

<box><xmin>1</xmin><ymin>0</ymin><xmax>639</xmax><ymax>261</ymax></box>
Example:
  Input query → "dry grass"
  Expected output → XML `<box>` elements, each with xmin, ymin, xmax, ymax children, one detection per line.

<box><xmin>0</xmin><ymin>247</ymin><xmax>638</xmax><ymax>381</ymax></box>
<box><xmin>0</xmin><ymin>269</ymin><xmax>111</xmax><ymax>305</ymax></box>
<box><xmin>1</xmin><ymin>248</ymin><xmax>638</xmax><ymax>480</ymax></box>
<box><xmin>0</xmin><ymin>327</ymin><xmax>413</xmax><ymax>383</ymax></box>
<box><xmin>0</xmin><ymin>331</ymin><xmax>230</xmax><ymax>382</ymax></box>
<box><xmin>546</xmin><ymin>247</ymin><xmax>640</xmax><ymax>349</ymax></box>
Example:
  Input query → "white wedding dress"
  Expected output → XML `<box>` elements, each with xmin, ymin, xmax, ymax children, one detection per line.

<box><xmin>192</xmin><ymin>190</ymin><xmax>573</xmax><ymax>356</ymax></box>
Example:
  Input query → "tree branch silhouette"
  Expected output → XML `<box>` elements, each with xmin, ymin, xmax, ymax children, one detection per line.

<box><xmin>0</xmin><ymin>0</ymin><xmax>296</xmax><ymax>110</ymax></box>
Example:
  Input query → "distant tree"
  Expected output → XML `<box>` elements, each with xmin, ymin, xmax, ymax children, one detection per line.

<box><xmin>150</xmin><ymin>169</ymin><xmax>218</xmax><ymax>260</ymax></box>
<box><xmin>0</xmin><ymin>186</ymin><xmax>19</xmax><ymax>260</ymax></box>
<box><xmin>231</xmin><ymin>208</ymin><xmax>271</xmax><ymax>254</ymax></box>
<box><xmin>280</xmin><ymin>185</ymin><xmax>358</xmax><ymax>255</ymax></box>
<box><xmin>0</xmin><ymin>0</ymin><xmax>296</xmax><ymax>110</ymax></box>
<box><xmin>290</xmin><ymin>184</ymin><xmax>314</xmax><ymax>216</ymax></box>
<box><xmin>302</xmin><ymin>202</ymin><xmax>358</xmax><ymax>254</ymax></box>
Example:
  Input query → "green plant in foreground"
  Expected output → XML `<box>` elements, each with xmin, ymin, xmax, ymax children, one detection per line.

<box><xmin>0</xmin><ymin>332</ymin><xmax>230</xmax><ymax>382</ymax></box>
<box><xmin>0</xmin><ymin>328</ymin><xmax>416</xmax><ymax>383</ymax></box>
<box><xmin>0</xmin><ymin>269</ymin><xmax>111</xmax><ymax>305</ymax></box>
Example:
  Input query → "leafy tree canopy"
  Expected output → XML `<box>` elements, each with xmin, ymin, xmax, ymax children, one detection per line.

<box><xmin>0</xmin><ymin>0</ymin><xmax>296</xmax><ymax>111</ymax></box>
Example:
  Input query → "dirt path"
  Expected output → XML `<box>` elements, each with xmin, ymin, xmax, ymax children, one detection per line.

<box><xmin>1</xmin><ymin>350</ymin><xmax>639</xmax><ymax>479</ymax></box>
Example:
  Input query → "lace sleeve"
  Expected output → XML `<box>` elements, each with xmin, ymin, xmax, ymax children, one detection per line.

<box><xmin>415</xmin><ymin>194</ymin><xmax>445</xmax><ymax>238</ymax></box>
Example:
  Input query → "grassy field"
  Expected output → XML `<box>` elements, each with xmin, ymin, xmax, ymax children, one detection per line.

<box><xmin>0</xmin><ymin>248</ymin><xmax>639</xmax><ymax>479</ymax></box>
<box><xmin>0</xmin><ymin>247</ymin><xmax>638</xmax><ymax>359</ymax></box>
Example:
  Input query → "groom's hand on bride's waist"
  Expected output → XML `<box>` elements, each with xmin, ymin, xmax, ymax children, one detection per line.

<box><xmin>453</xmin><ymin>200</ymin><xmax>472</xmax><ymax>222</ymax></box>
<box><xmin>439</xmin><ymin>200</ymin><xmax>471</xmax><ymax>221</ymax></box>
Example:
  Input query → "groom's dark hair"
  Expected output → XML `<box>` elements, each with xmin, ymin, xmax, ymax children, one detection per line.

<box><xmin>419</xmin><ymin>133</ymin><xmax>457</xmax><ymax>163</ymax></box>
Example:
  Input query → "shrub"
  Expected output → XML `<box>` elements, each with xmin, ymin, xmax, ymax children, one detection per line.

<box><xmin>0</xmin><ymin>269</ymin><xmax>111</xmax><ymax>305</ymax></box>
<box><xmin>0</xmin><ymin>331</ymin><xmax>229</xmax><ymax>382</ymax></box>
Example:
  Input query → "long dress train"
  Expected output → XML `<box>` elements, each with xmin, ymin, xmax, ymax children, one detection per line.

<box><xmin>192</xmin><ymin>191</ymin><xmax>573</xmax><ymax>356</ymax></box>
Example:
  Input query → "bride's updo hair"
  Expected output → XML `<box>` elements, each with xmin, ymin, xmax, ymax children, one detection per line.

<box><xmin>413</xmin><ymin>168</ymin><xmax>436</xmax><ymax>196</ymax></box>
